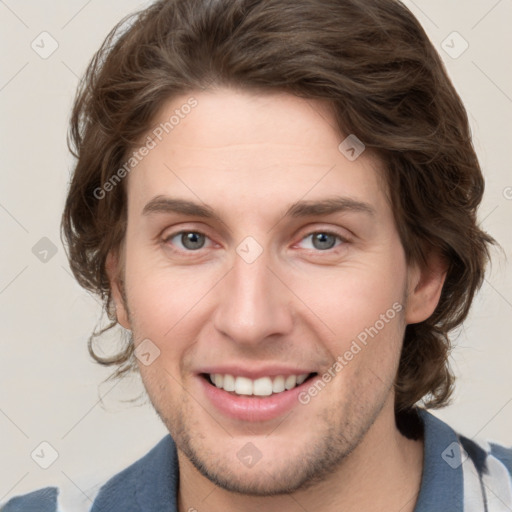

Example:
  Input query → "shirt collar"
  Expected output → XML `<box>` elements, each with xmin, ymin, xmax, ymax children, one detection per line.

<box><xmin>413</xmin><ymin>408</ymin><xmax>464</xmax><ymax>511</ymax></box>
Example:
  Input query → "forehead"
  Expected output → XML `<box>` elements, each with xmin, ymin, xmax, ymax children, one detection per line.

<box><xmin>126</xmin><ymin>88</ymin><xmax>389</xmax><ymax>219</ymax></box>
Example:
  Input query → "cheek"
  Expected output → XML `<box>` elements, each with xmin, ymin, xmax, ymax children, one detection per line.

<box><xmin>123</xmin><ymin>246</ymin><xmax>220</xmax><ymax>360</ymax></box>
<box><xmin>291</xmin><ymin>258</ymin><xmax>406</xmax><ymax>336</ymax></box>
<box><xmin>285</xmin><ymin>248</ymin><xmax>407</xmax><ymax>386</ymax></box>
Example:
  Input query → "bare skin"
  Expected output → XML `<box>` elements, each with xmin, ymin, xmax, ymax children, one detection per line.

<box><xmin>108</xmin><ymin>88</ymin><xmax>446</xmax><ymax>512</ymax></box>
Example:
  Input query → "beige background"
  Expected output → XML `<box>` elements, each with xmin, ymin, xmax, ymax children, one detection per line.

<box><xmin>1</xmin><ymin>1</ymin><xmax>511</xmax><ymax>510</ymax></box>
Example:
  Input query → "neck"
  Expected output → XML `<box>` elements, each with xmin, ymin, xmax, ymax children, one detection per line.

<box><xmin>177</xmin><ymin>403</ymin><xmax>424</xmax><ymax>512</ymax></box>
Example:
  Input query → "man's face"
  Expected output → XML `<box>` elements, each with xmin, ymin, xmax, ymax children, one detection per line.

<box><xmin>111</xmin><ymin>88</ymin><xmax>421</xmax><ymax>494</ymax></box>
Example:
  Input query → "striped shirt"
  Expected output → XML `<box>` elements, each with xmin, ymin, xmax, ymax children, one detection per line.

<box><xmin>413</xmin><ymin>409</ymin><xmax>512</xmax><ymax>511</ymax></box>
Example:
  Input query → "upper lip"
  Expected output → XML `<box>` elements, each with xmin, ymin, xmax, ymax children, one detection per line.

<box><xmin>197</xmin><ymin>365</ymin><xmax>316</xmax><ymax>380</ymax></box>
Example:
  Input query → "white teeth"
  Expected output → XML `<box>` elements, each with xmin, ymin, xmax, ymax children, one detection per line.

<box><xmin>209</xmin><ymin>373</ymin><xmax>311</xmax><ymax>396</ymax></box>
<box><xmin>296</xmin><ymin>373</ymin><xmax>308</xmax><ymax>385</ymax></box>
<box><xmin>272</xmin><ymin>375</ymin><xmax>285</xmax><ymax>393</ymax></box>
<box><xmin>234</xmin><ymin>376</ymin><xmax>253</xmax><ymax>395</ymax></box>
<box><xmin>223</xmin><ymin>374</ymin><xmax>236</xmax><ymax>392</ymax></box>
<box><xmin>285</xmin><ymin>375</ymin><xmax>297</xmax><ymax>390</ymax></box>
<box><xmin>253</xmin><ymin>377</ymin><xmax>273</xmax><ymax>396</ymax></box>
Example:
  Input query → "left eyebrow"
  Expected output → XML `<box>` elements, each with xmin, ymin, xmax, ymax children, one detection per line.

<box><xmin>285</xmin><ymin>196</ymin><xmax>376</xmax><ymax>218</ymax></box>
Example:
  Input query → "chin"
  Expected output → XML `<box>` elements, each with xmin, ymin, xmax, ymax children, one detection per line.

<box><xmin>171</xmin><ymin>411</ymin><xmax>361</xmax><ymax>497</ymax></box>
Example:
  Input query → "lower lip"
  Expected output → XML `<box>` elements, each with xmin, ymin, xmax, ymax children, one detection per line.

<box><xmin>199</xmin><ymin>375</ymin><xmax>315</xmax><ymax>422</ymax></box>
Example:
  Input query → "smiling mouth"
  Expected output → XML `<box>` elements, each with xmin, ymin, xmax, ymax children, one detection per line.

<box><xmin>201</xmin><ymin>372</ymin><xmax>318</xmax><ymax>397</ymax></box>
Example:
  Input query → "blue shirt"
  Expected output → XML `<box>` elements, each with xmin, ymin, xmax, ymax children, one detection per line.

<box><xmin>3</xmin><ymin>408</ymin><xmax>511</xmax><ymax>511</ymax></box>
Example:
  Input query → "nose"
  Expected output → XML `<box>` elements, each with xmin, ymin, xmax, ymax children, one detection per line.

<box><xmin>212</xmin><ymin>249</ymin><xmax>294</xmax><ymax>346</ymax></box>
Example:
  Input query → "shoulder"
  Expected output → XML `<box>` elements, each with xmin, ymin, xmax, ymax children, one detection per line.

<box><xmin>458</xmin><ymin>434</ymin><xmax>512</xmax><ymax>509</ymax></box>
<box><xmin>0</xmin><ymin>486</ymin><xmax>59</xmax><ymax>512</ymax></box>
<box><xmin>90</xmin><ymin>434</ymin><xmax>178</xmax><ymax>512</ymax></box>
<box><xmin>417</xmin><ymin>407</ymin><xmax>512</xmax><ymax>510</ymax></box>
<box><xmin>459</xmin><ymin>433</ymin><xmax>512</xmax><ymax>474</ymax></box>
<box><xmin>0</xmin><ymin>436</ymin><xmax>177</xmax><ymax>512</ymax></box>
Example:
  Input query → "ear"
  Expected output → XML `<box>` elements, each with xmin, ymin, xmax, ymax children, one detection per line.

<box><xmin>404</xmin><ymin>249</ymin><xmax>448</xmax><ymax>325</ymax></box>
<box><xmin>105</xmin><ymin>250</ymin><xmax>131</xmax><ymax>330</ymax></box>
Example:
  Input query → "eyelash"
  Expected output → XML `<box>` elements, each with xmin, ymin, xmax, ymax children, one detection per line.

<box><xmin>161</xmin><ymin>229</ymin><xmax>349</xmax><ymax>254</ymax></box>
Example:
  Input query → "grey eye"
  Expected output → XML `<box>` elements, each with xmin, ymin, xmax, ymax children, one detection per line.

<box><xmin>310</xmin><ymin>232</ymin><xmax>338</xmax><ymax>250</ymax></box>
<box><xmin>297</xmin><ymin>231</ymin><xmax>346</xmax><ymax>252</ymax></box>
<box><xmin>169</xmin><ymin>231</ymin><xmax>207</xmax><ymax>250</ymax></box>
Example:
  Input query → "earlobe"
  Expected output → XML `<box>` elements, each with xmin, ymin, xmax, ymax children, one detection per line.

<box><xmin>105</xmin><ymin>251</ymin><xmax>131</xmax><ymax>330</ymax></box>
<box><xmin>404</xmin><ymin>250</ymin><xmax>448</xmax><ymax>325</ymax></box>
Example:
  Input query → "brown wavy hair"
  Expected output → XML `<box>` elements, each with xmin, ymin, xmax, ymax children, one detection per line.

<box><xmin>61</xmin><ymin>0</ymin><xmax>496</xmax><ymax>413</ymax></box>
